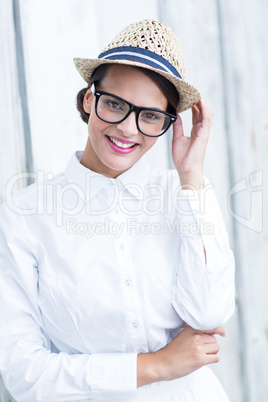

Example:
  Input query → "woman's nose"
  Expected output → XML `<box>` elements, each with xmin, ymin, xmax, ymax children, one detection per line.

<box><xmin>116</xmin><ymin>111</ymin><xmax>140</xmax><ymax>137</ymax></box>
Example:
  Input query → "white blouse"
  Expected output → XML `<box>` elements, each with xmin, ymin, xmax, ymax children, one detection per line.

<box><xmin>0</xmin><ymin>151</ymin><xmax>235</xmax><ymax>402</ymax></box>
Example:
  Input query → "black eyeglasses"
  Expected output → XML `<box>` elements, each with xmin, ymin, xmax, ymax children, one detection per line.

<box><xmin>91</xmin><ymin>84</ymin><xmax>177</xmax><ymax>137</ymax></box>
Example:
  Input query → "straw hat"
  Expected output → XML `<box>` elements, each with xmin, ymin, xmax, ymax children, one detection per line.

<box><xmin>73</xmin><ymin>19</ymin><xmax>200</xmax><ymax>113</ymax></box>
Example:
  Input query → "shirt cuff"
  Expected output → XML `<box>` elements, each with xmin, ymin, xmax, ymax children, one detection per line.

<box><xmin>90</xmin><ymin>353</ymin><xmax>137</xmax><ymax>400</ymax></box>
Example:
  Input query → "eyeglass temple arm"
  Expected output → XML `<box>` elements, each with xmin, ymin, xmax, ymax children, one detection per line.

<box><xmin>90</xmin><ymin>83</ymin><xmax>95</xmax><ymax>94</ymax></box>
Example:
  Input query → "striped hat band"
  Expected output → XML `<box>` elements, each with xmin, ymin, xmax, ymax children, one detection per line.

<box><xmin>98</xmin><ymin>46</ymin><xmax>182</xmax><ymax>79</ymax></box>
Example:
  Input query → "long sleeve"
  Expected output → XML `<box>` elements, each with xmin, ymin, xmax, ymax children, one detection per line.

<box><xmin>0</xmin><ymin>204</ymin><xmax>137</xmax><ymax>402</ymax></box>
<box><xmin>171</xmin><ymin>178</ymin><xmax>235</xmax><ymax>330</ymax></box>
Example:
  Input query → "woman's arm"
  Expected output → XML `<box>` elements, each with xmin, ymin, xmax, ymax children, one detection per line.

<box><xmin>137</xmin><ymin>325</ymin><xmax>225</xmax><ymax>387</ymax></box>
<box><xmin>170</xmin><ymin>99</ymin><xmax>235</xmax><ymax>329</ymax></box>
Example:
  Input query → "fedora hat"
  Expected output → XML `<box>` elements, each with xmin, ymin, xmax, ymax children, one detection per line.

<box><xmin>73</xmin><ymin>19</ymin><xmax>200</xmax><ymax>113</ymax></box>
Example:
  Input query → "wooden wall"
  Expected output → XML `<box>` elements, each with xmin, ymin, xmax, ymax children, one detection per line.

<box><xmin>1</xmin><ymin>0</ymin><xmax>267</xmax><ymax>401</ymax></box>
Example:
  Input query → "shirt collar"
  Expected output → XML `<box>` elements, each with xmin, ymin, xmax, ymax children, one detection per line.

<box><xmin>64</xmin><ymin>151</ymin><xmax>151</xmax><ymax>201</ymax></box>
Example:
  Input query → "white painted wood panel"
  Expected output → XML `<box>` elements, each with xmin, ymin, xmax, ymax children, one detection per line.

<box><xmin>17</xmin><ymin>0</ymin><xmax>98</xmax><ymax>177</ymax></box>
<box><xmin>0</xmin><ymin>0</ymin><xmax>27</xmax><ymax>204</ymax></box>
<box><xmin>0</xmin><ymin>0</ymin><xmax>25</xmax><ymax>399</ymax></box>
<box><xmin>217</xmin><ymin>0</ymin><xmax>268</xmax><ymax>401</ymax></box>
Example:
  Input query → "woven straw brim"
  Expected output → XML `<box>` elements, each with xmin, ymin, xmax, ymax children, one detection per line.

<box><xmin>73</xmin><ymin>57</ymin><xmax>201</xmax><ymax>113</ymax></box>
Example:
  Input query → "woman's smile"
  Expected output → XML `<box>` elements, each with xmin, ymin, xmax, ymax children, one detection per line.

<box><xmin>106</xmin><ymin>135</ymin><xmax>139</xmax><ymax>153</ymax></box>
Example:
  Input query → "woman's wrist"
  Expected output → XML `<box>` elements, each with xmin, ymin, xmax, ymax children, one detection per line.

<box><xmin>137</xmin><ymin>351</ymin><xmax>164</xmax><ymax>388</ymax></box>
<box><xmin>178</xmin><ymin>171</ymin><xmax>205</xmax><ymax>190</ymax></box>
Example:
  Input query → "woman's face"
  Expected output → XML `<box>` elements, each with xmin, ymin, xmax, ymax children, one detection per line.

<box><xmin>82</xmin><ymin>64</ymin><xmax>168</xmax><ymax>178</ymax></box>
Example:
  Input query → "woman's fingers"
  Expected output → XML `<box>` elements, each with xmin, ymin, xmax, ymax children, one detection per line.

<box><xmin>192</xmin><ymin>333</ymin><xmax>217</xmax><ymax>345</ymax></box>
<box><xmin>172</xmin><ymin>113</ymin><xmax>184</xmax><ymax>140</ymax></box>
<box><xmin>192</xmin><ymin>102</ymin><xmax>201</xmax><ymax>125</ymax></box>
<box><xmin>204</xmin><ymin>342</ymin><xmax>220</xmax><ymax>355</ymax></box>
<box><xmin>198</xmin><ymin>99</ymin><xmax>213</xmax><ymax>129</ymax></box>
<box><xmin>199</xmin><ymin>326</ymin><xmax>226</xmax><ymax>337</ymax></box>
<box><xmin>191</xmin><ymin>336</ymin><xmax>221</xmax><ymax>366</ymax></box>
<box><xmin>191</xmin><ymin>99</ymin><xmax>213</xmax><ymax>137</ymax></box>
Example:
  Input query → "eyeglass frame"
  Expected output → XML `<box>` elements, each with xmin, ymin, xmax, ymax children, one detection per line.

<box><xmin>90</xmin><ymin>84</ymin><xmax>177</xmax><ymax>137</ymax></box>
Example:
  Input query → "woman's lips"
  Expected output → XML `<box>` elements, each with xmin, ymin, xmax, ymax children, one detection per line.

<box><xmin>109</xmin><ymin>136</ymin><xmax>137</xmax><ymax>145</ymax></box>
<box><xmin>106</xmin><ymin>136</ymin><xmax>139</xmax><ymax>154</ymax></box>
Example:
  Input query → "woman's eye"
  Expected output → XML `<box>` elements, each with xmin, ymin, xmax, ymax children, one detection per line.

<box><xmin>105</xmin><ymin>99</ymin><xmax>124</xmax><ymax>110</ymax></box>
<box><xmin>141</xmin><ymin>111</ymin><xmax>161</xmax><ymax>121</ymax></box>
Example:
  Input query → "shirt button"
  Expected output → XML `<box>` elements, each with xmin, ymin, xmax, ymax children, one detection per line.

<box><xmin>119</xmin><ymin>244</ymin><xmax>125</xmax><ymax>250</ymax></box>
<box><xmin>138</xmin><ymin>349</ymin><xmax>145</xmax><ymax>354</ymax></box>
<box><xmin>125</xmin><ymin>279</ymin><xmax>132</xmax><ymax>286</ymax></box>
<box><xmin>115</xmin><ymin>208</ymin><xmax>120</xmax><ymax>214</ymax></box>
<box><xmin>132</xmin><ymin>321</ymin><xmax>140</xmax><ymax>328</ymax></box>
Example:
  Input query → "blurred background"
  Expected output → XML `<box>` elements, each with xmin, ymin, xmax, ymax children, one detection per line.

<box><xmin>0</xmin><ymin>0</ymin><xmax>267</xmax><ymax>401</ymax></box>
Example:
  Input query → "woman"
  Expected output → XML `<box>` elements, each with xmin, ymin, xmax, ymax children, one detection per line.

<box><xmin>0</xmin><ymin>19</ymin><xmax>235</xmax><ymax>401</ymax></box>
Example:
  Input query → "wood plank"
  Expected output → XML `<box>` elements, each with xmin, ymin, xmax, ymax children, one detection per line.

<box><xmin>0</xmin><ymin>0</ymin><xmax>28</xmax><ymax>205</ymax></box>
<box><xmin>218</xmin><ymin>0</ymin><xmax>268</xmax><ymax>400</ymax></box>
<box><xmin>0</xmin><ymin>0</ymin><xmax>25</xmax><ymax>399</ymax></box>
<box><xmin>17</xmin><ymin>0</ymin><xmax>99</xmax><ymax>176</ymax></box>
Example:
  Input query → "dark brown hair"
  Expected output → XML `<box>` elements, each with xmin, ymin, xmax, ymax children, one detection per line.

<box><xmin>76</xmin><ymin>64</ymin><xmax>179</xmax><ymax>124</ymax></box>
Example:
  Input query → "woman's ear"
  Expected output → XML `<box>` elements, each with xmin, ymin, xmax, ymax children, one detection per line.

<box><xmin>83</xmin><ymin>88</ymin><xmax>93</xmax><ymax>114</ymax></box>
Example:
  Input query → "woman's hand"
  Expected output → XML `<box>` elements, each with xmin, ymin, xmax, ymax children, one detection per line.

<box><xmin>137</xmin><ymin>325</ymin><xmax>225</xmax><ymax>387</ymax></box>
<box><xmin>172</xmin><ymin>99</ymin><xmax>213</xmax><ymax>189</ymax></box>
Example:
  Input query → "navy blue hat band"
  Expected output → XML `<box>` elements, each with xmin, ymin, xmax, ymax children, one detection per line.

<box><xmin>98</xmin><ymin>46</ymin><xmax>182</xmax><ymax>79</ymax></box>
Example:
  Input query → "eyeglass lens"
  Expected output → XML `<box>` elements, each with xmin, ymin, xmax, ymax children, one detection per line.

<box><xmin>97</xmin><ymin>93</ymin><xmax>172</xmax><ymax>137</ymax></box>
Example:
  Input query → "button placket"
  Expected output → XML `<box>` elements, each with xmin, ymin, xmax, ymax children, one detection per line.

<box><xmin>125</xmin><ymin>279</ymin><xmax>132</xmax><ymax>287</ymax></box>
<box><xmin>108</xmin><ymin>192</ymin><xmax>148</xmax><ymax>353</ymax></box>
